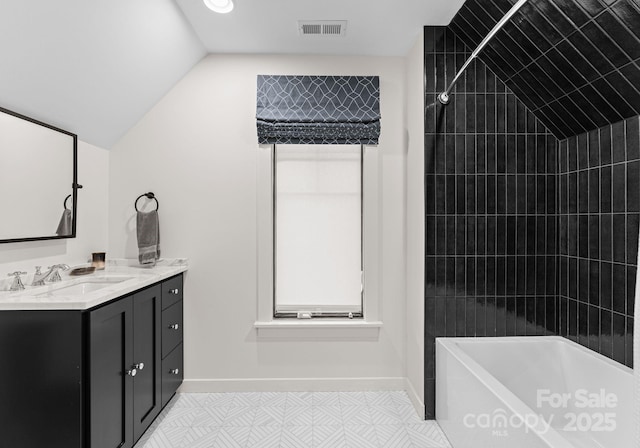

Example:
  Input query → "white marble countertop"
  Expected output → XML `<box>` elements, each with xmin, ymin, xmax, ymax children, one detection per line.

<box><xmin>0</xmin><ymin>258</ymin><xmax>188</xmax><ymax>311</ymax></box>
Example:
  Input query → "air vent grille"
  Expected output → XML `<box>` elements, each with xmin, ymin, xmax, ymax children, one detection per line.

<box><xmin>298</xmin><ymin>21</ymin><xmax>347</xmax><ymax>37</ymax></box>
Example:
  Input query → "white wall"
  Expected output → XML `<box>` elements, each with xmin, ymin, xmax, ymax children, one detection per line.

<box><xmin>109</xmin><ymin>54</ymin><xmax>407</xmax><ymax>389</ymax></box>
<box><xmin>0</xmin><ymin>140</ymin><xmax>109</xmax><ymax>278</ymax></box>
<box><xmin>404</xmin><ymin>32</ymin><xmax>425</xmax><ymax>415</ymax></box>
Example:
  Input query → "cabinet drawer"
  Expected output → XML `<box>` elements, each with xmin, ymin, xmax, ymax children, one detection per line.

<box><xmin>161</xmin><ymin>275</ymin><xmax>183</xmax><ymax>310</ymax></box>
<box><xmin>161</xmin><ymin>301</ymin><xmax>183</xmax><ymax>359</ymax></box>
<box><xmin>161</xmin><ymin>343</ymin><xmax>183</xmax><ymax>407</ymax></box>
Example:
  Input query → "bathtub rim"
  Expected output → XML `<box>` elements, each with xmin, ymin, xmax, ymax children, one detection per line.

<box><xmin>437</xmin><ymin>336</ymin><xmax>632</xmax><ymax>376</ymax></box>
<box><xmin>435</xmin><ymin>335</ymin><xmax>635</xmax><ymax>448</ymax></box>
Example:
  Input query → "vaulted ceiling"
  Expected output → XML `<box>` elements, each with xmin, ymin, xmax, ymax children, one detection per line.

<box><xmin>0</xmin><ymin>0</ymin><xmax>206</xmax><ymax>149</ymax></box>
<box><xmin>0</xmin><ymin>0</ymin><xmax>465</xmax><ymax>149</ymax></box>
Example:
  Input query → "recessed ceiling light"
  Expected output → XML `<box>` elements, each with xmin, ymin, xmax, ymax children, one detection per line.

<box><xmin>203</xmin><ymin>0</ymin><xmax>234</xmax><ymax>14</ymax></box>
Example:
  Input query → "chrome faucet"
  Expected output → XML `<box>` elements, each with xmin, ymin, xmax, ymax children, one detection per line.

<box><xmin>32</xmin><ymin>264</ymin><xmax>70</xmax><ymax>285</ymax></box>
<box><xmin>8</xmin><ymin>271</ymin><xmax>27</xmax><ymax>291</ymax></box>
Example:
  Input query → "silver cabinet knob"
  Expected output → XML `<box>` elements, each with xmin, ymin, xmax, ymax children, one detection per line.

<box><xmin>168</xmin><ymin>288</ymin><xmax>180</xmax><ymax>295</ymax></box>
<box><xmin>169</xmin><ymin>323</ymin><xmax>179</xmax><ymax>330</ymax></box>
<box><xmin>169</xmin><ymin>368</ymin><xmax>180</xmax><ymax>375</ymax></box>
<box><xmin>134</xmin><ymin>363</ymin><xmax>145</xmax><ymax>370</ymax></box>
<box><xmin>126</xmin><ymin>368</ymin><xmax>137</xmax><ymax>377</ymax></box>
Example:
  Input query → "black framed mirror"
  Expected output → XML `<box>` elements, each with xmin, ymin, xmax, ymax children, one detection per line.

<box><xmin>0</xmin><ymin>106</ymin><xmax>79</xmax><ymax>243</ymax></box>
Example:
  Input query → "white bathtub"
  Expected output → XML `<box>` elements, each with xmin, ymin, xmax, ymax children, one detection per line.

<box><xmin>436</xmin><ymin>336</ymin><xmax>633</xmax><ymax>448</ymax></box>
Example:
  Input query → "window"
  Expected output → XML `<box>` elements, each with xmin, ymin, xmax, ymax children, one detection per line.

<box><xmin>273</xmin><ymin>144</ymin><xmax>363</xmax><ymax>318</ymax></box>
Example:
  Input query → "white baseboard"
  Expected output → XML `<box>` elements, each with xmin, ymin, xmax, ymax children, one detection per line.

<box><xmin>404</xmin><ymin>377</ymin><xmax>425</xmax><ymax>420</ymax></box>
<box><xmin>179</xmin><ymin>377</ymin><xmax>406</xmax><ymax>393</ymax></box>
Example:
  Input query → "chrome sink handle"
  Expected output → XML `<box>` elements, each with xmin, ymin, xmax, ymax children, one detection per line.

<box><xmin>8</xmin><ymin>272</ymin><xmax>27</xmax><ymax>291</ymax></box>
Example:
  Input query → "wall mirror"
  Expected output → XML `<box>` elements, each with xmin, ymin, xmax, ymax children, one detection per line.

<box><xmin>0</xmin><ymin>106</ymin><xmax>78</xmax><ymax>243</ymax></box>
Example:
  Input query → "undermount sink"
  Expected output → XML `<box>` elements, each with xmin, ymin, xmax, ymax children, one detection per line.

<box><xmin>38</xmin><ymin>277</ymin><xmax>134</xmax><ymax>296</ymax></box>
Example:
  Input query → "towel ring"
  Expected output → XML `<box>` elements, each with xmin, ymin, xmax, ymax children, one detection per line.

<box><xmin>63</xmin><ymin>194</ymin><xmax>72</xmax><ymax>210</ymax></box>
<box><xmin>135</xmin><ymin>192</ymin><xmax>159</xmax><ymax>212</ymax></box>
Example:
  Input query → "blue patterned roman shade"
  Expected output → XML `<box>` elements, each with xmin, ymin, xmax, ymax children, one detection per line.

<box><xmin>256</xmin><ymin>75</ymin><xmax>381</xmax><ymax>145</ymax></box>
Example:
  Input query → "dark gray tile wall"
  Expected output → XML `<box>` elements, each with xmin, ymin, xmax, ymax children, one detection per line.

<box><xmin>423</xmin><ymin>26</ymin><xmax>559</xmax><ymax>419</ymax></box>
<box><xmin>557</xmin><ymin>116</ymin><xmax>638</xmax><ymax>367</ymax></box>
<box><xmin>449</xmin><ymin>0</ymin><xmax>640</xmax><ymax>139</ymax></box>
<box><xmin>423</xmin><ymin>23</ymin><xmax>640</xmax><ymax>420</ymax></box>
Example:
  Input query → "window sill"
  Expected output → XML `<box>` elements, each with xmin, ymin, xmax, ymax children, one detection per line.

<box><xmin>253</xmin><ymin>319</ymin><xmax>382</xmax><ymax>340</ymax></box>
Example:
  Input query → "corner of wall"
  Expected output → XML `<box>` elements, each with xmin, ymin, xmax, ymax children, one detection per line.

<box><xmin>404</xmin><ymin>29</ymin><xmax>426</xmax><ymax>416</ymax></box>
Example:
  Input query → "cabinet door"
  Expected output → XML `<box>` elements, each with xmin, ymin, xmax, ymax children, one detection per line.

<box><xmin>0</xmin><ymin>311</ymin><xmax>83</xmax><ymax>448</ymax></box>
<box><xmin>132</xmin><ymin>285</ymin><xmax>162</xmax><ymax>442</ymax></box>
<box><xmin>89</xmin><ymin>296</ymin><xmax>134</xmax><ymax>448</ymax></box>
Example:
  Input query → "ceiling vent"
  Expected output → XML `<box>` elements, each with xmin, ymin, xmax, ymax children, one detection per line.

<box><xmin>298</xmin><ymin>21</ymin><xmax>347</xmax><ymax>37</ymax></box>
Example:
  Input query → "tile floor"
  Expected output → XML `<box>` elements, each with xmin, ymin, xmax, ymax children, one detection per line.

<box><xmin>136</xmin><ymin>391</ymin><xmax>452</xmax><ymax>448</ymax></box>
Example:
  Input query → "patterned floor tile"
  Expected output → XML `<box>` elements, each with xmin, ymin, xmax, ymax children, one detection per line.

<box><xmin>136</xmin><ymin>392</ymin><xmax>451</xmax><ymax>448</ymax></box>
<box><xmin>261</xmin><ymin>392</ymin><xmax>287</xmax><ymax>407</ymax></box>
<box><xmin>232</xmin><ymin>392</ymin><xmax>262</xmax><ymax>407</ymax></box>
<box><xmin>253</xmin><ymin>406</ymin><xmax>285</xmax><ymax>426</ymax></box>
<box><xmin>246</xmin><ymin>425</ymin><xmax>282</xmax><ymax>448</ymax></box>
<box><xmin>172</xmin><ymin>393</ymin><xmax>208</xmax><ymax>408</ymax></box>
<box><xmin>344</xmin><ymin>425</ymin><xmax>379</xmax><ymax>448</ymax></box>
<box><xmin>406</xmin><ymin>423</ymin><xmax>452</xmax><ymax>448</ymax></box>
<box><xmin>369</xmin><ymin>406</ymin><xmax>403</xmax><ymax>425</ymax></box>
<box><xmin>375</xmin><ymin>425</ymin><xmax>414</xmax><ymax>448</ymax></box>
<box><xmin>341</xmin><ymin>405</ymin><xmax>373</xmax><ymax>426</ymax></box>
<box><xmin>313</xmin><ymin>425</ymin><xmax>347</xmax><ymax>448</ymax></box>
<box><xmin>312</xmin><ymin>392</ymin><xmax>340</xmax><ymax>406</ymax></box>
<box><xmin>191</xmin><ymin>407</ymin><xmax>229</xmax><ymax>427</ymax></box>
<box><xmin>138</xmin><ymin>426</ymin><xmax>188</xmax><ymax>448</ymax></box>
<box><xmin>212</xmin><ymin>427</ymin><xmax>251</xmax><ymax>448</ymax></box>
<box><xmin>396</xmin><ymin>405</ymin><xmax>424</xmax><ymax>424</ymax></box>
<box><xmin>339</xmin><ymin>391</ymin><xmax>367</xmax><ymax>406</ymax></box>
<box><xmin>179</xmin><ymin>427</ymin><xmax>219</xmax><ymax>448</ymax></box>
<box><xmin>365</xmin><ymin>391</ymin><xmax>396</xmax><ymax>407</ymax></box>
<box><xmin>203</xmin><ymin>393</ymin><xmax>236</xmax><ymax>407</ymax></box>
<box><xmin>222</xmin><ymin>406</ymin><xmax>257</xmax><ymax>427</ymax></box>
<box><xmin>286</xmin><ymin>392</ymin><xmax>313</xmax><ymax>407</ymax></box>
<box><xmin>281</xmin><ymin>425</ymin><xmax>313</xmax><ymax>448</ymax></box>
<box><xmin>389</xmin><ymin>391</ymin><xmax>412</xmax><ymax>407</ymax></box>
<box><xmin>157</xmin><ymin>407</ymin><xmax>199</xmax><ymax>427</ymax></box>
<box><xmin>313</xmin><ymin>406</ymin><xmax>343</xmax><ymax>426</ymax></box>
<box><xmin>283</xmin><ymin>406</ymin><xmax>313</xmax><ymax>426</ymax></box>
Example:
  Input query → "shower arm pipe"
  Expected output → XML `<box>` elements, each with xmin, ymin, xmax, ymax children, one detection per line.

<box><xmin>438</xmin><ymin>0</ymin><xmax>529</xmax><ymax>105</ymax></box>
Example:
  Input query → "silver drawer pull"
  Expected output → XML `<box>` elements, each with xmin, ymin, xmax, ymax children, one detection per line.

<box><xmin>169</xmin><ymin>323</ymin><xmax>180</xmax><ymax>330</ymax></box>
<box><xmin>134</xmin><ymin>362</ymin><xmax>145</xmax><ymax>370</ymax></box>
<box><xmin>126</xmin><ymin>368</ymin><xmax>137</xmax><ymax>377</ymax></box>
<box><xmin>169</xmin><ymin>368</ymin><xmax>180</xmax><ymax>375</ymax></box>
<box><xmin>168</xmin><ymin>288</ymin><xmax>180</xmax><ymax>295</ymax></box>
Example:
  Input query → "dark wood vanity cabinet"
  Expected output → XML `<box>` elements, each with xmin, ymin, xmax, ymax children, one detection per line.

<box><xmin>88</xmin><ymin>285</ymin><xmax>162</xmax><ymax>448</ymax></box>
<box><xmin>0</xmin><ymin>273</ymin><xmax>184</xmax><ymax>448</ymax></box>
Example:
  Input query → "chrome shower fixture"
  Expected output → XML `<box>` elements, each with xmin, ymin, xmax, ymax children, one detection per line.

<box><xmin>438</xmin><ymin>0</ymin><xmax>529</xmax><ymax>105</ymax></box>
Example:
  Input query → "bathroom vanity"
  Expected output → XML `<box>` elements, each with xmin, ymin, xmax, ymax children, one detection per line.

<box><xmin>0</xmin><ymin>261</ymin><xmax>187</xmax><ymax>448</ymax></box>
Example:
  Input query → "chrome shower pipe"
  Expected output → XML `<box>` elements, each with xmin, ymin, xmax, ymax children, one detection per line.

<box><xmin>438</xmin><ymin>0</ymin><xmax>529</xmax><ymax>105</ymax></box>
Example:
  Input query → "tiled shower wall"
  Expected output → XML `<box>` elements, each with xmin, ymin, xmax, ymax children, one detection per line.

<box><xmin>557</xmin><ymin>116</ymin><xmax>638</xmax><ymax>367</ymax></box>
<box><xmin>424</xmin><ymin>0</ymin><xmax>640</xmax><ymax>418</ymax></box>
<box><xmin>423</xmin><ymin>26</ymin><xmax>559</xmax><ymax>418</ymax></box>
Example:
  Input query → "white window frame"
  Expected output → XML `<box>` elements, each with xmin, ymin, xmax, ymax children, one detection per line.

<box><xmin>255</xmin><ymin>144</ymin><xmax>382</xmax><ymax>337</ymax></box>
<box><xmin>273</xmin><ymin>144</ymin><xmax>364</xmax><ymax>319</ymax></box>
